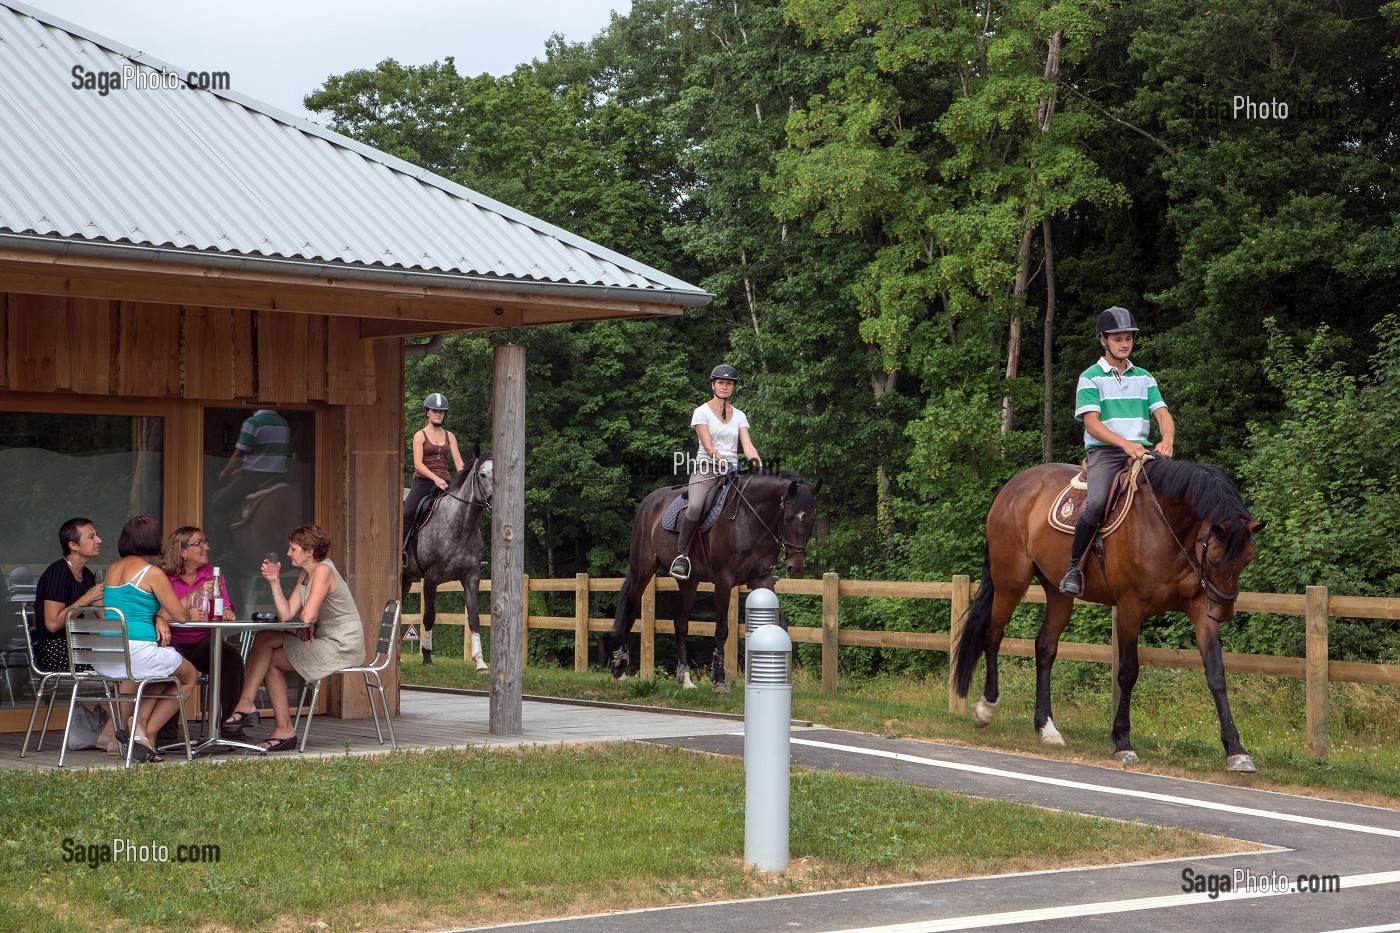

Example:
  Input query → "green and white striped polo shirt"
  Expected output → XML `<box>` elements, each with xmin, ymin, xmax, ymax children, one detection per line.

<box><xmin>1074</xmin><ymin>358</ymin><xmax>1165</xmax><ymax>448</ymax></box>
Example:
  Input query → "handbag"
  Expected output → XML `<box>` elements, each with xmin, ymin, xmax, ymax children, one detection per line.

<box><xmin>65</xmin><ymin>703</ymin><xmax>110</xmax><ymax>750</ymax></box>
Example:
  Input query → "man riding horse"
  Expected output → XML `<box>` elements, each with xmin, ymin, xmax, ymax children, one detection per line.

<box><xmin>1060</xmin><ymin>307</ymin><xmax>1176</xmax><ymax>597</ymax></box>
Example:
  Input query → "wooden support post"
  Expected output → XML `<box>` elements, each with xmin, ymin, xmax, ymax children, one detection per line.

<box><xmin>822</xmin><ymin>572</ymin><xmax>840</xmax><ymax>696</ymax></box>
<box><xmin>726</xmin><ymin>591</ymin><xmax>739</xmax><ymax>682</ymax></box>
<box><xmin>1305</xmin><ymin>585</ymin><xmax>1329</xmax><ymax>759</ymax></box>
<box><xmin>521</xmin><ymin>574</ymin><xmax>531</xmax><ymax>671</ymax></box>
<box><xmin>948</xmin><ymin>574</ymin><xmax>969</xmax><ymax>713</ymax></box>
<box><xmin>575</xmin><ymin>573</ymin><xmax>590</xmax><ymax>673</ymax></box>
<box><xmin>489</xmin><ymin>343</ymin><xmax>525</xmax><ymax>735</ymax></box>
<box><xmin>640</xmin><ymin>577</ymin><xmax>656</xmax><ymax>679</ymax></box>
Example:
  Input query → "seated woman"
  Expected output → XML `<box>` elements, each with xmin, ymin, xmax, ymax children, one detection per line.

<box><xmin>94</xmin><ymin>516</ymin><xmax>200</xmax><ymax>762</ymax></box>
<box><xmin>224</xmin><ymin>524</ymin><xmax>364</xmax><ymax>752</ymax></box>
<box><xmin>159</xmin><ymin>526</ymin><xmax>246</xmax><ymax>733</ymax></box>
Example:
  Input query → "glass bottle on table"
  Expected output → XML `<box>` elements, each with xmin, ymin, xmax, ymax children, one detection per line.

<box><xmin>210</xmin><ymin>566</ymin><xmax>224</xmax><ymax>619</ymax></box>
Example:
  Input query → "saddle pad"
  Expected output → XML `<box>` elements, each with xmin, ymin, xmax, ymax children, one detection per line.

<box><xmin>1048</xmin><ymin>460</ymin><xmax>1145</xmax><ymax>535</ymax></box>
<box><xmin>661</xmin><ymin>483</ymin><xmax>731</xmax><ymax>534</ymax></box>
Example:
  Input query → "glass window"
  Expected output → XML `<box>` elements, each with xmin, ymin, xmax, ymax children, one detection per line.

<box><xmin>202</xmin><ymin>408</ymin><xmax>315</xmax><ymax>615</ymax></box>
<box><xmin>0</xmin><ymin>412</ymin><xmax>163</xmax><ymax>708</ymax></box>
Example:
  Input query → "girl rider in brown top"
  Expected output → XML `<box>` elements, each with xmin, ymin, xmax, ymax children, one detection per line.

<box><xmin>402</xmin><ymin>393</ymin><xmax>466</xmax><ymax>547</ymax></box>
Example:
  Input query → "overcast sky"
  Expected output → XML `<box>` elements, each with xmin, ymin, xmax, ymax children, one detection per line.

<box><xmin>30</xmin><ymin>0</ymin><xmax>632</xmax><ymax>123</ymax></box>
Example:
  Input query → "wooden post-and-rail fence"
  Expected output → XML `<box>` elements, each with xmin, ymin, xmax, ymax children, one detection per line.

<box><xmin>402</xmin><ymin>574</ymin><xmax>1400</xmax><ymax>761</ymax></box>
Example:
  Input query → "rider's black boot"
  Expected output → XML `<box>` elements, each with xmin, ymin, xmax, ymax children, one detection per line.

<box><xmin>1059</xmin><ymin>519</ymin><xmax>1097</xmax><ymax>596</ymax></box>
<box><xmin>670</xmin><ymin>516</ymin><xmax>698</xmax><ymax>580</ymax></box>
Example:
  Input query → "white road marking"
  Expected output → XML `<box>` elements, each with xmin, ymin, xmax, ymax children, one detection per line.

<box><xmin>825</xmin><ymin>871</ymin><xmax>1400</xmax><ymax>933</ymax></box>
<box><xmin>778</xmin><ymin>736</ymin><xmax>1400</xmax><ymax>840</ymax></box>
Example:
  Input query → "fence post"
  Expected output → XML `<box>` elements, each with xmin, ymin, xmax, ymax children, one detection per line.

<box><xmin>1305</xmin><ymin>585</ymin><xmax>1329</xmax><ymax>760</ymax></box>
<box><xmin>641</xmin><ymin>577</ymin><xmax>656</xmax><ymax>679</ymax></box>
<box><xmin>520</xmin><ymin>574</ymin><xmax>531</xmax><ymax>671</ymax></box>
<box><xmin>575</xmin><ymin>573</ymin><xmax>590</xmax><ymax>673</ymax></box>
<box><xmin>948</xmin><ymin>574</ymin><xmax>969</xmax><ymax>714</ymax></box>
<box><xmin>822</xmin><ymin>572</ymin><xmax>840</xmax><ymax>696</ymax></box>
<box><xmin>726</xmin><ymin>592</ymin><xmax>740</xmax><ymax>682</ymax></box>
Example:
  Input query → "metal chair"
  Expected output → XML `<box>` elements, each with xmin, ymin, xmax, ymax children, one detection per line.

<box><xmin>294</xmin><ymin>599</ymin><xmax>402</xmax><ymax>752</ymax></box>
<box><xmin>18</xmin><ymin>602</ymin><xmax>99</xmax><ymax>758</ymax></box>
<box><xmin>64</xmin><ymin>607</ymin><xmax>194</xmax><ymax>768</ymax></box>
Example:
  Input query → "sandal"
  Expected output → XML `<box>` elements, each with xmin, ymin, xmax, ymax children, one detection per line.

<box><xmin>222</xmin><ymin>709</ymin><xmax>261</xmax><ymax>734</ymax></box>
<box><xmin>128</xmin><ymin>737</ymin><xmax>165</xmax><ymax>763</ymax></box>
<box><xmin>256</xmin><ymin>735</ymin><xmax>298</xmax><ymax>753</ymax></box>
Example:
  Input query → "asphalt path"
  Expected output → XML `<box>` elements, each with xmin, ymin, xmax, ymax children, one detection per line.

<box><xmin>457</xmin><ymin>727</ymin><xmax>1400</xmax><ymax>933</ymax></box>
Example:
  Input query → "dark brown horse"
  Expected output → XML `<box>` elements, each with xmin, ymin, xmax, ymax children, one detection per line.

<box><xmin>608</xmin><ymin>471</ymin><xmax>820</xmax><ymax>692</ymax></box>
<box><xmin>952</xmin><ymin>456</ymin><xmax>1265</xmax><ymax>771</ymax></box>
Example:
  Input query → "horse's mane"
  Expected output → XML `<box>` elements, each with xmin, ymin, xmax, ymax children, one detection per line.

<box><xmin>1143</xmin><ymin>457</ymin><xmax>1253</xmax><ymax>560</ymax></box>
<box><xmin>446</xmin><ymin>450</ymin><xmax>492</xmax><ymax>493</ymax></box>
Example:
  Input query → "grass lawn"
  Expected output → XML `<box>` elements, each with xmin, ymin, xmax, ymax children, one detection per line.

<box><xmin>404</xmin><ymin>653</ymin><xmax>1400</xmax><ymax>805</ymax></box>
<box><xmin>0</xmin><ymin>743</ymin><xmax>1234</xmax><ymax>932</ymax></box>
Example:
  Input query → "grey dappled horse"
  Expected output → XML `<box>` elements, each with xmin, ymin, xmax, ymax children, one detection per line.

<box><xmin>608</xmin><ymin>471</ymin><xmax>820</xmax><ymax>692</ymax></box>
<box><xmin>402</xmin><ymin>452</ymin><xmax>493</xmax><ymax>669</ymax></box>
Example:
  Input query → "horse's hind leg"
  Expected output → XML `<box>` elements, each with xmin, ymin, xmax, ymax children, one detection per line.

<box><xmin>709</xmin><ymin>583</ymin><xmax>734</xmax><ymax>693</ymax></box>
<box><xmin>608</xmin><ymin>571</ymin><xmax>651</xmax><ymax>680</ymax></box>
<box><xmin>1033</xmin><ymin>592</ymin><xmax>1075</xmax><ymax>746</ymax></box>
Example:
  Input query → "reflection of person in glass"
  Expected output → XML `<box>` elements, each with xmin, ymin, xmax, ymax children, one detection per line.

<box><xmin>212</xmin><ymin>409</ymin><xmax>290</xmax><ymax>557</ymax></box>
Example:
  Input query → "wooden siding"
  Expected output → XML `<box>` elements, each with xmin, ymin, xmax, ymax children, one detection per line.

<box><xmin>0</xmin><ymin>292</ymin><xmax>375</xmax><ymax>404</ymax></box>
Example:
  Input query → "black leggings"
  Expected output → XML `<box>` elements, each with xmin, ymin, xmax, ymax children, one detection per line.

<box><xmin>403</xmin><ymin>476</ymin><xmax>442</xmax><ymax>542</ymax></box>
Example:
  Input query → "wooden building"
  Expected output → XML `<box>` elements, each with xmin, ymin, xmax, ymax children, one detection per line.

<box><xmin>0</xmin><ymin>1</ymin><xmax>710</xmax><ymax>733</ymax></box>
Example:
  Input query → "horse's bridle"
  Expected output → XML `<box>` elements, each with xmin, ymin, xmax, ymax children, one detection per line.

<box><xmin>1142</xmin><ymin>472</ymin><xmax>1240</xmax><ymax>622</ymax></box>
<box><xmin>440</xmin><ymin>457</ymin><xmax>492</xmax><ymax>510</ymax></box>
<box><xmin>731</xmin><ymin>477</ymin><xmax>807</xmax><ymax>562</ymax></box>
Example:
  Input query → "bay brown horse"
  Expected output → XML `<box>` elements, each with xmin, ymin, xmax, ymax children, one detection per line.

<box><xmin>608</xmin><ymin>471</ymin><xmax>819</xmax><ymax>692</ymax></box>
<box><xmin>951</xmin><ymin>457</ymin><xmax>1265</xmax><ymax>771</ymax></box>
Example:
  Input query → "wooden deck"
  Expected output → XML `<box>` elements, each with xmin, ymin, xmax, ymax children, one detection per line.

<box><xmin>0</xmin><ymin>687</ymin><xmax>758</xmax><ymax>770</ymax></box>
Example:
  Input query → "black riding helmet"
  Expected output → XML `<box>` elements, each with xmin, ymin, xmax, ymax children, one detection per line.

<box><xmin>710</xmin><ymin>363</ymin><xmax>739</xmax><ymax>383</ymax></box>
<box><xmin>423</xmin><ymin>392</ymin><xmax>449</xmax><ymax>413</ymax></box>
<box><xmin>1097</xmin><ymin>307</ymin><xmax>1139</xmax><ymax>337</ymax></box>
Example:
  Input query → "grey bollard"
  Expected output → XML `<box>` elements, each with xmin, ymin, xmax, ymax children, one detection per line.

<box><xmin>744</xmin><ymin>587</ymin><xmax>791</xmax><ymax>871</ymax></box>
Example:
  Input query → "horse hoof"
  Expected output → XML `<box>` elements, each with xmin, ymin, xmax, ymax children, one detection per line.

<box><xmin>421</xmin><ymin>649</ymin><xmax>433</xmax><ymax>666</ymax></box>
<box><xmin>1038</xmin><ymin>719</ymin><xmax>1065</xmax><ymax>746</ymax></box>
<box><xmin>1113</xmin><ymin>750</ymin><xmax>1139</xmax><ymax>766</ymax></box>
<box><xmin>713</xmin><ymin>682</ymin><xmax>730</xmax><ymax>694</ymax></box>
<box><xmin>970</xmin><ymin>697</ymin><xmax>998</xmax><ymax>728</ymax></box>
<box><xmin>473</xmin><ymin>655</ymin><xmax>489</xmax><ymax>673</ymax></box>
<box><xmin>1226</xmin><ymin>754</ymin><xmax>1257</xmax><ymax>773</ymax></box>
<box><xmin>679</xmin><ymin>672</ymin><xmax>696</xmax><ymax>690</ymax></box>
<box><xmin>613</xmin><ymin>673</ymin><xmax>628</xmax><ymax>683</ymax></box>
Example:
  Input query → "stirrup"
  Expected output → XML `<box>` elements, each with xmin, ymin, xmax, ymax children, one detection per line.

<box><xmin>669</xmin><ymin>554</ymin><xmax>691</xmax><ymax>580</ymax></box>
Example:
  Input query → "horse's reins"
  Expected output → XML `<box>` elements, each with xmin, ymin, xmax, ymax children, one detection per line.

<box><xmin>730</xmin><ymin>474</ymin><xmax>807</xmax><ymax>562</ymax></box>
<box><xmin>1140</xmin><ymin>465</ymin><xmax>1240</xmax><ymax>622</ymax></box>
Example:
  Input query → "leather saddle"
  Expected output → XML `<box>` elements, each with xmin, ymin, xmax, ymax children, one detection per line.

<box><xmin>661</xmin><ymin>477</ymin><xmax>734</xmax><ymax>535</ymax></box>
<box><xmin>230</xmin><ymin>480</ymin><xmax>290</xmax><ymax>530</ymax></box>
<box><xmin>1048</xmin><ymin>457</ymin><xmax>1149</xmax><ymax>536</ymax></box>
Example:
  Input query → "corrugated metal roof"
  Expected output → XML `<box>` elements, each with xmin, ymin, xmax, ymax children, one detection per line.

<box><xmin>0</xmin><ymin>1</ymin><xmax>711</xmax><ymax>306</ymax></box>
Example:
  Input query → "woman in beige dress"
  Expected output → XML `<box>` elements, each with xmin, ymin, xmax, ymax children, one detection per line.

<box><xmin>223</xmin><ymin>524</ymin><xmax>364</xmax><ymax>752</ymax></box>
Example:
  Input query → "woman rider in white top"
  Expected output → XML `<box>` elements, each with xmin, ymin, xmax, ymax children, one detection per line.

<box><xmin>671</xmin><ymin>364</ymin><xmax>763</xmax><ymax>580</ymax></box>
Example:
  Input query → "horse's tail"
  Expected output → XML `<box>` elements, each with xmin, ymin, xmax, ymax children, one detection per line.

<box><xmin>952</xmin><ymin>544</ymin><xmax>994</xmax><ymax>699</ymax></box>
